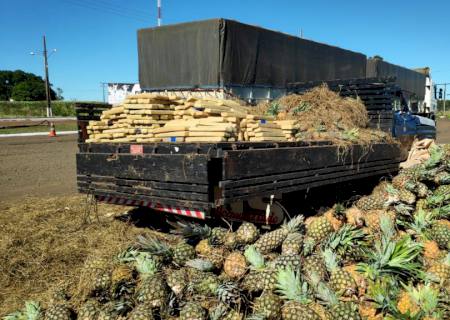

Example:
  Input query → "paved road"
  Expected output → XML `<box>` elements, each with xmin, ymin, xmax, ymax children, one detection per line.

<box><xmin>0</xmin><ymin>131</ymin><xmax>77</xmax><ymax>138</ymax></box>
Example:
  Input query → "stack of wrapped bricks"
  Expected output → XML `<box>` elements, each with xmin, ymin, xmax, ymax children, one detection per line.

<box><xmin>86</xmin><ymin>94</ymin><xmax>300</xmax><ymax>143</ymax></box>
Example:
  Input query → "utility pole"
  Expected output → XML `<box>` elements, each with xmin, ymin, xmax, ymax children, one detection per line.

<box><xmin>157</xmin><ymin>0</ymin><xmax>162</xmax><ymax>26</ymax></box>
<box><xmin>436</xmin><ymin>82</ymin><xmax>450</xmax><ymax>113</ymax></box>
<box><xmin>43</xmin><ymin>36</ymin><xmax>52</xmax><ymax>117</ymax></box>
<box><xmin>31</xmin><ymin>36</ymin><xmax>56</xmax><ymax>118</ymax></box>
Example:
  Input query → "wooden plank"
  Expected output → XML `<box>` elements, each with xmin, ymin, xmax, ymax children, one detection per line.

<box><xmin>219</xmin><ymin>158</ymin><xmax>397</xmax><ymax>189</ymax></box>
<box><xmin>222</xmin><ymin>143</ymin><xmax>403</xmax><ymax>180</ymax></box>
<box><xmin>218</xmin><ymin>164</ymin><xmax>399</xmax><ymax>204</ymax></box>
<box><xmin>221</xmin><ymin>161</ymin><xmax>400</xmax><ymax>198</ymax></box>
<box><xmin>76</xmin><ymin>153</ymin><xmax>209</xmax><ymax>183</ymax></box>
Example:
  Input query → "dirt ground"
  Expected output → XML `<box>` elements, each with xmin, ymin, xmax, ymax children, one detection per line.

<box><xmin>436</xmin><ymin>118</ymin><xmax>450</xmax><ymax>144</ymax></box>
<box><xmin>0</xmin><ymin>135</ymin><xmax>77</xmax><ymax>202</ymax></box>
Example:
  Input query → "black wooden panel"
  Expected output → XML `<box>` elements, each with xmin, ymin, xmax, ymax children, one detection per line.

<box><xmin>222</xmin><ymin>143</ymin><xmax>403</xmax><ymax>180</ymax></box>
<box><xmin>76</xmin><ymin>153</ymin><xmax>209</xmax><ymax>183</ymax></box>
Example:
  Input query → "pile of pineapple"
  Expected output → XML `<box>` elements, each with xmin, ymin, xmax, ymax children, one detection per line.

<box><xmin>5</xmin><ymin>145</ymin><xmax>450</xmax><ymax>320</ymax></box>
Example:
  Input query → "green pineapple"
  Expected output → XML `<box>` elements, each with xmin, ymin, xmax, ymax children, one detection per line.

<box><xmin>281</xmin><ymin>232</ymin><xmax>303</xmax><ymax>255</ymax></box>
<box><xmin>429</xmin><ymin>222</ymin><xmax>450</xmax><ymax>250</ymax></box>
<box><xmin>268</xmin><ymin>254</ymin><xmax>302</xmax><ymax>271</ymax></box>
<box><xmin>322</xmin><ymin>249</ymin><xmax>357</xmax><ymax>297</ymax></box>
<box><xmin>173</xmin><ymin>242</ymin><xmax>196</xmax><ymax>266</ymax></box>
<box><xmin>44</xmin><ymin>305</ymin><xmax>73</xmax><ymax>320</ymax></box>
<box><xmin>306</xmin><ymin>216</ymin><xmax>334</xmax><ymax>243</ymax></box>
<box><xmin>392</xmin><ymin>174</ymin><xmax>412</xmax><ymax>190</ymax></box>
<box><xmin>242</xmin><ymin>245</ymin><xmax>278</xmax><ymax>293</ymax></box>
<box><xmin>217</xmin><ymin>281</ymin><xmax>244</xmax><ymax>307</ymax></box>
<box><xmin>96</xmin><ymin>301</ymin><xmax>129</xmax><ymax>320</ymax></box>
<box><xmin>302</xmin><ymin>255</ymin><xmax>327</xmax><ymax>281</ymax></box>
<box><xmin>434</xmin><ymin>171</ymin><xmax>450</xmax><ymax>185</ymax></box>
<box><xmin>398</xmin><ymin>188</ymin><xmax>416</xmax><ymax>205</ymax></box>
<box><xmin>180</xmin><ymin>302</ymin><xmax>207</xmax><ymax>320</ymax></box>
<box><xmin>355</xmin><ymin>195</ymin><xmax>387</xmax><ymax>211</ymax></box>
<box><xmin>77</xmin><ymin>300</ymin><xmax>100</xmax><ymax>320</ymax></box>
<box><xmin>127</xmin><ymin>304</ymin><xmax>154</xmax><ymax>320</ymax></box>
<box><xmin>190</xmin><ymin>272</ymin><xmax>220</xmax><ymax>296</ymax></box>
<box><xmin>165</xmin><ymin>267</ymin><xmax>187</xmax><ymax>296</ymax></box>
<box><xmin>236</xmin><ymin>222</ymin><xmax>260</xmax><ymax>244</ymax></box>
<box><xmin>310</xmin><ymin>275</ymin><xmax>361</xmax><ymax>320</ymax></box>
<box><xmin>254</xmin><ymin>215</ymin><xmax>304</xmax><ymax>253</ymax></box>
<box><xmin>253</xmin><ymin>291</ymin><xmax>282</xmax><ymax>320</ymax></box>
<box><xmin>211</xmin><ymin>227</ymin><xmax>229</xmax><ymax>245</ymax></box>
<box><xmin>427</xmin><ymin>253</ymin><xmax>450</xmax><ymax>285</ymax></box>
<box><xmin>416</xmin><ymin>182</ymin><xmax>430</xmax><ymax>198</ymax></box>
<box><xmin>134</xmin><ymin>253</ymin><xmax>168</xmax><ymax>309</ymax></box>
<box><xmin>276</xmin><ymin>268</ymin><xmax>321</xmax><ymax>320</ymax></box>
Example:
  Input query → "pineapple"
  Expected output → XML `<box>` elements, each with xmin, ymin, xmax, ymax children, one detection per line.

<box><xmin>281</xmin><ymin>232</ymin><xmax>303</xmax><ymax>255</ymax></box>
<box><xmin>311</xmin><ymin>275</ymin><xmax>361</xmax><ymax>320</ymax></box>
<box><xmin>223</xmin><ymin>232</ymin><xmax>238</xmax><ymax>250</ymax></box>
<box><xmin>429</xmin><ymin>222</ymin><xmax>450</xmax><ymax>250</ymax></box>
<box><xmin>254</xmin><ymin>215</ymin><xmax>304</xmax><ymax>254</ymax></box>
<box><xmin>416</xmin><ymin>182</ymin><xmax>430</xmax><ymax>198</ymax></box>
<box><xmin>345</xmin><ymin>207</ymin><xmax>364</xmax><ymax>227</ymax></box>
<box><xmin>324</xmin><ymin>223</ymin><xmax>369</xmax><ymax>263</ymax></box>
<box><xmin>269</xmin><ymin>254</ymin><xmax>302</xmax><ymax>271</ymax></box>
<box><xmin>392</xmin><ymin>174</ymin><xmax>412</xmax><ymax>190</ymax></box>
<box><xmin>322</xmin><ymin>249</ymin><xmax>357</xmax><ymax>297</ymax></box>
<box><xmin>306</xmin><ymin>216</ymin><xmax>334</xmax><ymax>243</ymax></box>
<box><xmin>217</xmin><ymin>281</ymin><xmax>244</xmax><ymax>307</ymax></box>
<box><xmin>362</xmin><ymin>210</ymin><xmax>396</xmax><ymax>233</ymax></box>
<box><xmin>77</xmin><ymin>300</ymin><xmax>100</xmax><ymax>320</ymax></box>
<box><xmin>190</xmin><ymin>272</ymin><xmax>220</xmax><ymax>296</ymax></box>
<box><xmin>127</xmin><ymin>304</ymin><xmax>154</xmax><ymax>320</ymax></box>
<box><xmin>173</xmin><ymin>242</ymin><xmax>196</xmax><ymax>266</ymax></box>
<box><xmin>211</xmin><ymin>227</ymin><xmax>229</xmax><ymax>245</ymax></box>
<box><xmin>44</xmin><ymin>305</ymin><xmax>73</xmax><ymax>320</ymax></box>
<box><xmin>434</xmin><ymin>171</ymin><xmax>450</xmax><ymax>185</ymax></box>
<box><xmin>355</xmin><ymin>195</ymin><xmax>386</xmax><ymax>211</ymax></box>
<box><xmin>110</xmin><ymin>263</ymin><xmax>135</xmax><ymax>300</ymax></box>
<box><xmin>427</xmin><ymin>253</ymin><xmax>450</xmax><ymax>285</ymax></box>
<box><xmin>235</xmin><ymin>222</ymin><xmax>260</xmax><ymax>244</ymax></box>
<box><xmin>275</xmin><ymin>268</ymin><xmax>321</xmax><ymax>320</ymax></box>
<box><xmin>134</xmin><ymin>253</ymin><xmax>168</xmax><ymax>308</ymax></box>
<box><xmin>397</xmin><ymin>284</ymin><xmax>441</xmax><ymax>319</ymax></box>
<box><xmin>302</xmin><ymin>255</ymin><xmax>327</xmax><ymax>281</ymax></box>
<box><xmin>424</xmin><ymin>240</ymin><xmax>444</xmax><ymax>265</ymax></box>
<box><xmin>398</xmin><ymin>188</ymin><xmax>416</xmax><ymax>205</ymax></box>
<box><xmin>165</xmin><ymin>267</ymin><xmax>187</xmax><ymax>296</ymax></box>
<box><xmin>242</xmin><ymin>246</ymin><xmax>278</xmax><ymax>293</ymax></box>
<box><xmin>195</xmin><ymin>239</ymin><xmax>212</xmax><ymax>255</ymax></box>
<box><xmin>253</xmin><ymin>291</ymin><xmax>282</xmax><ymax>320</ymax></box>
<box><xmin>180</xmin><ymin>302</ymin><xmax>207</xmax><ymax>320</ymax></box>
<box><xmin>223</xmin><ymin>251</ymin><xmax>247</xmax><ymax>279</ymax></box>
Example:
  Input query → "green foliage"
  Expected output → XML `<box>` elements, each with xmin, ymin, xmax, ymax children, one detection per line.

<box><xmin>0</xmin><ymin>70</ymin><xmax>57</xmax><ymax>101</ymax></box>
<box><xmin>266</xmin><ymin>102</ymin><xmax>281</xmax><ymax>116</ymax></box>
<box><xmin>0</xmin><ymin>101</ymin><xmax>77</xmax><ymax>117</ymax></box>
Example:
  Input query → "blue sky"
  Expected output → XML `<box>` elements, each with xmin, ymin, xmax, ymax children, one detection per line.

<box><xmin>1</xmin><ymin>0</ymin><xmax>449</xmax><ymax>101</ymax></box>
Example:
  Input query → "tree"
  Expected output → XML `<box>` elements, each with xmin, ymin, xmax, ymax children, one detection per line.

<box><xmin>0</xmin><ymin>70</ymin><xmax>58</xmax><ymax>101</ymax></box>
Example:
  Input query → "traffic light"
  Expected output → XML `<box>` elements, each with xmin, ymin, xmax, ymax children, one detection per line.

<box><xmin>439</xmin><ymin>88</ymin><xmax>443</xmax><ymax>99</ymax></box>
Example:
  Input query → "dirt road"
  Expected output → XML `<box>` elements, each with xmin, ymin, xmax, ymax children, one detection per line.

<box><xmin>437</xmin><ymin>119</ymin><xmax>450</xmax><ymax>144</ymax></box>
<box><xmin>0</xmin><ymin>135</ymin><xmax>77</xmax><ymax>202</ymax></box>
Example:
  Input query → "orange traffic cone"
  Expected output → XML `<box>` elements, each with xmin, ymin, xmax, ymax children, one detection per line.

<box><xmin>48</xmin><ymin>122</ymin><xmax>57</xmax><ymax>137</ymax></box>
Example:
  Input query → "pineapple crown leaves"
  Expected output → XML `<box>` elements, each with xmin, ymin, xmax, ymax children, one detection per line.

<box><xmin>3</xmin><ymin>301</ymin><xmax>42</xmax><ymax>320</ymax></box>
<box><xmin>358</xmin><ymin>235</ymin><xmax>424</xmax><ymax>281</ymax></box>
<box><xmin>266</xmin><ymin>101</ymin><xmax>281</xmax><ymax>116</ymax></box>
<box><xmin>405</xmin><ymin>209</ymin><xmax>437</xmax><ymax>239</ymax></box>
<box><xmin>291</xmin><ymin>101</ymin><xmax>310</xmax><ymax>115</ymax></box>
<box><xmin>404</xmin><ymin>284</ymin><xmax>440</xmax><ymax>317</ymax></box>
<box><xmin>424</xmin><ymin>145</ymin><xmax>444</xmax><ymax>169</ymax></box>
<box><xmin>167</xmin><ymin>220</ymin><xmax>211</xmax><ymax>241</ymax></box>
<box><xmin>244</xmin><ymin>245</ymin><xmax>265</xmax><ymax>270</ymax></box>
<box><xmin>185</xmin><ymin>258</ymin><xmax>215</xmax><ymax>272</ymax></box>
<box><xmin>135</xmin><ymin>235</ymin><xmax>173</xmax><ymax>260</ymax></box>
<box><xmin>366</xmin><ymin>277</ymin><xmax>400</xmax><ymax>313</ymax></box>
<box><xmin>323</xmin><ymin>224</ymin><xmax>368</xmax><ymax>253</ymax></box>
<box><xmin>217</xmin><ymin>281</ymin><xmax>244</xmax><ymax>306</ymax></box>
<box><xmin>341</xmin><ymin>128</ymin><xmax>360</xmax><ymax>141</ymax></box>
<box><xmin>283</xmin><ymin>214</ymin><xmax>305</xmax><ymax>233</ymax></box>
<box><xmin>311</xmin><ymin>277</ymin><xmax>339</xmax><ymax>307</ymax></box>
<box><xmin>275</xmin><ymin>268</ymin><xmax>311</xmax><ymax>304</ymax></box>
<box><xmin>322</xmin><ymin>248</ymin><xmax>339</xmax><ymax>272</ymax></box>
<box><xmin>134</xmin><ymin>252</ymin><xmax>159</xmax><ymax>278</ymax></box>
<box><xmin>333</xmin><ymin>203</ymin><xmax>346</xmax><ymax>216</ymax></box>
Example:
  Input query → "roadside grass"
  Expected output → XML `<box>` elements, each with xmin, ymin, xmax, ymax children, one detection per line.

<box><xmin>0</xmin><ymin>122</ymin><xmax>78</xmax><ymax>134</ymax></box>
<box><xmin>0</xmin><ymin>101</ymin><xmax>103</xmax><ymax>118</ymax></box>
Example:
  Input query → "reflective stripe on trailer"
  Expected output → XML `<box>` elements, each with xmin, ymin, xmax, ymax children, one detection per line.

<box><xmin>96</xmin><ymin>195</ymin><xmax>206</xmax><ymax>219</ymax></box>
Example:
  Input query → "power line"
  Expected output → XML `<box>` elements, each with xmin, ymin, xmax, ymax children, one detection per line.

<box><xmin>63</xmin><ymin>0</ymin><xmax>149</xmax><ymax>23</ymax></box>
<box><xmin>94</xmin><ymin>0</ymin><xmax>151</xmax><ymax>19</ymax></box>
